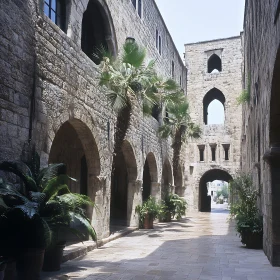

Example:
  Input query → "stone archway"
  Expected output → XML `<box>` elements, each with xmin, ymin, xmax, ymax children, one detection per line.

<box><xmin>161</xmin><ymin>159</ymin><xmax>173</xmax><ymax>198</ymax></box>
<box><xmin>142</xmin><ymin>152</ymin><xmax>159</xmax><ymax>201</ymax></box>
<box><xmin>110</xmin><ymin>140</ymin><xmax>138</xmax><ymax>228</ymax></box>
<box><xmin>174</xmin><ymin>164</ymin><xmax>184</xmax><ymax>197</ymax></box>
<box><xmin>199</xmin><ymin>169</ymin><xmax>232</xmax><ymax>212</ymax></box>
<box><xmin>263</xmin><ymin>46</ymin><xmax>280</xmax><ymax>266</ymax></box>
<box><xmin>49</xmin><ymin>119</ymin><xmax>101</xmax><ymax>240</ymax></box>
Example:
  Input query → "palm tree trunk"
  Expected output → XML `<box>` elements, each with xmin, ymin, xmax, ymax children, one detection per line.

<box><xmin>172</xmin><ymin>130</ymin><xmax>182</xmax><ymax>177</ymax></box>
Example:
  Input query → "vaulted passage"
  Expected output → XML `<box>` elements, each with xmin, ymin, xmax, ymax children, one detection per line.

<box><xmin>110</xmin><ymin>140</ymin><xmax>137</xmax><ymax>229</ymax></box>
<box><xmin>203</xmin><ymin>88</ymin><xmax>225</xmax><ymax>125</ymax></box>
<box><xmin>81</xmin><ymin>0</ymin><xmax>116</xmax><ymax>64</ymax></box>
<box><xmin>161</xmin><ymin>159</ymin><xmax>173</xmax><ymax>197</ymax></box>
<box><xmin>142</xmin><ymin>153</ymin><xmax>158</xmax><ymax>201</ymax></box>
<box><xmin>199</xmin><ymin>169</ymin><xmax>232</xmax><ymax>212</ymax></box>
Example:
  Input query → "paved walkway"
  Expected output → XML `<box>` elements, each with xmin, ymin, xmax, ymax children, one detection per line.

<box><xmin>42</xmin><ymin>205</ymin><xmax>280</xmax><ymax>280</ymax></box>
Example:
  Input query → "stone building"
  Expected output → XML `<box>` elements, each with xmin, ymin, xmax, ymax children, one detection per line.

<box><xmin>0</xmin><ymin>0</ymin><xmax>187</xmax><ymax>240</ymax></box>
<box><xmin>241</xmin><ymin>0</ymin><xmax>280</xmax><ymax>266</ymax></box>
<box><xmin>184</xmin><ymin>37</ymin><xmax>243</xmax><ymax>211</ymax></box>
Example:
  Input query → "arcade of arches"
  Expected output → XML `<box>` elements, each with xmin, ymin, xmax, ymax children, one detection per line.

<box><xmin>199</xmin><ymin>169</ymin><xmax>232</xmax><ymax>212</ymax></box>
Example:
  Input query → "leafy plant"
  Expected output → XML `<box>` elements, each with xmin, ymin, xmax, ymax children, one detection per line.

<box><xmin>161</xmin><ymin>193</ymin><xmax>187</xmax><ymax>220</ymax></box>
<box><xmin>237</xmin><ymin>77</ymin><xmax>251</xmax><ymax>105</ymax></box>
<box><xmin>0</xmin><ymin>160</ymin><xmax>96</xmax><ymax>257</ymax></box>
<box><xmin>135</xmin><ymin>196</ymin><xmax>162</xmax><ymax>225</ymax></box>
<box><xmin>230</xmin><ymin>174</ymin><xmax>263</xmax><ymax>244</ymax></box>
<box><xmin>216</xmin><ymin>185</ymin><xmax>229</xmax><ymax>199</ymax></box>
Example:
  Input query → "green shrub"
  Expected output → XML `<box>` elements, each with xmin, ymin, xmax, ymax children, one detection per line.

<box><xmin>161</xmin><ymin>193</ymin><xmax>187</xmax><ymax>220</ymax></box>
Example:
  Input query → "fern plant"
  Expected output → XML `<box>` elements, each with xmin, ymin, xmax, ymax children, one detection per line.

<box><xmin>0</xmin><ymin>160</ymin><xmax>96</xmax><ymax>257</ymax></box>
<box><xmin>161</xmin><ymin>193</ymin><xmax>187</xmax><ymax>220</ymax></box>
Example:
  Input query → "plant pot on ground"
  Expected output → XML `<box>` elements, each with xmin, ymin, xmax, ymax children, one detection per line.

<box><xmin>0</xmin><ymin>160</ymin><xmax>97</xmax><ymax>275</ymax></box>
<box><xmin>230</xmin><ymin>174</ymin><xmax>263</xmax><ymax>249</ymax></box>
<box><xmin>135</xmin><ymin>196</ymin><xmax>161</xmax><ymax>229</ymax></box>
<box><xmin>161</xmin><ymin>193</ymin><xmax>187</xmax><ymax>222</ymax></box>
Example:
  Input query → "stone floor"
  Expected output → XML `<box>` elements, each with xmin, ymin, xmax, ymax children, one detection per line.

<box><xmin>42</xmin><ymin>204</ymin><xmax>280</xmax><ymax>280</ymax></box>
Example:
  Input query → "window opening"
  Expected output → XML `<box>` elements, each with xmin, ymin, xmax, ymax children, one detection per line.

<box><xmin>207</xmin><ymin>54</ymin><xmax>222</xmax><ymax>73</ymax></box>
<box><xmin>180</xmin><ymin>75</ymin><xmax>182</xmax><ymax>86</ymax></box>
<box><xmin>222</xmin><ymin>144</ymin><xmax>230</xmax><ymax>161</ymax></box>
<box><xmin>171</xmin><ymin>61</ymin><xmax>175</xmax><ymax>79</ymax></box>
<box><xmin>152</xmin><ymin>105</ymin><xmax>160</xmax><ymax>121</ymax></box>
<box><xmin>198</xmin><ymin>145</ymin><xmax>205</xmax><ymax>162</ymax></box>
<box><xmin>138</xmin><ymin>0</ymin><xmax>142</xmax><ymax>17</ymax></box>
<box><xmin>210</xmin><ymin>144</ymin><xmax>217</xmax><ymax>161</ymax></box>
<box><xmin>81</xmin><ymin>0</ymin><xmax>109</xmax><ymax>64</ymax></box>
<box><xmin>44</xmin><ymin>0</ymin><xmax>66</xmax><ymax>31</ymax></box>
<box><xmin>156</xmin><ymin>29</ymin><xmax>158</xmax><ymax>49</ymax></box>
<box><xmin>158</xmin><ymin>36</ymin><xmax>162</xmax><ymax>55</ymax></box>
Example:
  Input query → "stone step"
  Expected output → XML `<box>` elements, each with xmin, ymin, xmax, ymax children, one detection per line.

<box><xmin>62</xmin><ymin>227</ymin><xmax>138</xmax><ymax>263</ymax></box>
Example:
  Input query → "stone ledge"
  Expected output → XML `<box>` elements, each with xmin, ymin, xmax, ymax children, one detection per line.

<box><xmin>62</xmin><ymin>227</ymin><xmax>138</xmax><ymax>263</ymax></box>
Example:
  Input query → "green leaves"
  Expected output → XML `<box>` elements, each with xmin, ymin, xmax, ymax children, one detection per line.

<box><xmin>161</xmin><ymin>193</ymin><xmax>187</xmax><ymax>220</ymax></box>
<box><xmin>122</xmin><ymin>41</ymin><xmax>146</xmax><ymax>68</ymax></box>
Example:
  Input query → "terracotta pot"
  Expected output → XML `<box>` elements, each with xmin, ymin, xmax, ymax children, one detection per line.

<box><xmin>143</xmin><ymin>214</ymin><xmax>154</xmax><ymax>229</ymax></box>
<box><xmin>42</xmin><ymin>244</ymin><xmax>65</xmax><ymax>272</ymax></box>
<box><xmin>16</xmin><ymin>248</ymin><xmax>45</xmax><ymax>280</ymax></box>
<box><xmin>164</xmin><ymin>212</ymin><xmax>172</xmax><ymax>222</ymax></box>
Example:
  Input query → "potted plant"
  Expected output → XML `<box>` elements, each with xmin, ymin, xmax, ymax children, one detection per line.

<box><xmin>230</xmin><ymin>174</ymin><xmax>263</xmax><ymax>249</ymax></box>
<box><xmin>0</xmin><ymin>161</ymin><xmax>97</xmax><ymax>276</ymax></box>
<box><xmin>135</xmin><ymin>196</ymin><xmax>162</xmax><ymax>229</ymax></box>
<box><xmin>161</xmin><ymin>193</ymin><xmax>187</xmax><ymax>222</ymax></box>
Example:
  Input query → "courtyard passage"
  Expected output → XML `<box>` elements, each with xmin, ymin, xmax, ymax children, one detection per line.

<box><xmin>43</xmin><ymin>205</ymin><xmax>280</xmax><ymax>280</ymax></box>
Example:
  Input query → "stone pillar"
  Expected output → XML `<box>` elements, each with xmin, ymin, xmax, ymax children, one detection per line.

<box><xmin>127</xmin><ymin>180</ymin><xmax>143</xmax><ymax>227</ymax></box>
<box><xmin>151</xmin><ymin>182</ymin><xmax>161</xmax><ymax>202</ymax></box>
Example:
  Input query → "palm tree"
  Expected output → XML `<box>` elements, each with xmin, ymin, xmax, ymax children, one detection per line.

<box><xmin>98</xmin><ymin>41</ymin><xmax>157</xmax><ymax>185</ymax></box>
<box><xmin>158</xmin><ymin>100</ymin><xmax>201</xmax><ymax>174</ymax></box>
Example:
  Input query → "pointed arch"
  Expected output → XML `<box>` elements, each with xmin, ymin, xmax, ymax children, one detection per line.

<box><xmin>203</xmin><ymin>88</ymin><xmax>226</xmax><ymax>124</ymax></box>
<box><xmin>208</xmin><ymin>54</ymin><xmax>222</xmax><ymax>73</ymax></box>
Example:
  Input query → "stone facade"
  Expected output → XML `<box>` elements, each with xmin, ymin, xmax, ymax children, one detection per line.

<box><xmin>242</xmin><ymin>0</ymin><xmax>280</xmax><ymax>266</ymax></box>
<box><xmin>0</xmin><ymin>0</ymin><xmax>186</xmax><ymax>240</ymax></box>
<box><xmin>184</xmin><ymin>37</ymin><xmax>243</xmax><ymax>211</ymax></box>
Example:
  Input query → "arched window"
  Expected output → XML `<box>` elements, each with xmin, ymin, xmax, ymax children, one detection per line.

<box><xmin>44</xmin><ymin>0</ymin><xmax>67</xmax><ymax>32</ymax></box>
<box><xmin>81</xmin><ymin>0</ymin><xmax>115</xmax><ymax>64</ymax></box>
<box><xmin>138</xmin><ymin>0</ymin><xmax>142</xmax><ymax>17</ymax></box>
<box><xmin>171</xmin><ymin>61</ymin><xmax>175</xmax><ymax>79</ymax></box>
<box><xmin>207</xmin><ymin>54</ymin><xmax>222</xmax><ymax>73</ymax></box>
<box><xmin>203</xmin><ymin>88</ymin><xmax>225</xmax><ymax>125</ymax></box>
<box><xmin>156</xmin><ymin>29</ymin><xmax>159</xmax><ymax>49</ymax></box>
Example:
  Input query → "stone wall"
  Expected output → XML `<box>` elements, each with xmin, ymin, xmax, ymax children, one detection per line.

<box><xmin>184</xmin><ymin>37</ymin><xmax>243</xmax><ymax>211</ymax></box>
<box><xmin>0</xmin><ymin>0</ymin><xmax>186</xmax><ymax>240</ymax></box>
<box><xmin>242</xmin><ymin>0</ymin><xmax>280</xmax><ymax>266</ymax></box>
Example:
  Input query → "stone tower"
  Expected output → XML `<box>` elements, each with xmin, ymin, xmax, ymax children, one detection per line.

<box><xmin>184</xmin><ymin>36</ymin><xmax>243</xmax><ymax>211</ymax></box>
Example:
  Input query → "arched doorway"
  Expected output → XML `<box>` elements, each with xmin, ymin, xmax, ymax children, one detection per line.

<box><xmin>81</xmin><ymin>0</ymin><xmax>117</xmax><ymax>64</ymax></box>
<box><xmin>110</xmin><ymin>140</ymin><xmax>137</xmax><ymax>228</ymax></box>
<box><xmin>174</xmin><ymin>164</ymin><xmax>184</xmax><ymax>197</ymax></box>
<box><xmin>203</xmin><ymin>88</ymin><xmax>225</xmax><ymax>125</ymax></box>
<box><xmin>142</xmin><ymin>153</ymin><xmax>158</xmax><ymax>201</ymax></box>
<box><xmin>264</xmin><ymin>46</ymin><xmax>280</xmax><ymax>266</ymax></box>
<box><xmin>161</xmin><ymin>159</ymin><xmax>173</xmax><ymax>197</ymax></box>
<box><xmin>49</xmin><ymin>119</ymin><xmax>100</xmax><ymax>239</ymax></box>
<box><xmin>199</xmin><ymin>169</ymin><xmax>232</xmax><ymax>212</ymax></box>
<box><xmin>49</xmin><ymin>119</ymin><xmax>100</xmax><ymax>198</ymax></box>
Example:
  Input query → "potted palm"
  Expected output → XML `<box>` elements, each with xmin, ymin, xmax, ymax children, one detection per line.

<box><xmin>230</xmin><ymin>174</ymin><xmax>263</xmax><ymax>249</ymax></box>
<box><xmin>135</xmin><ymin>196</ymin><xmax>162</xmax><ymax>229</ymax></box>
<box><xmin>161</xmin><ymin>193</ymin><xmax>187</xmax><ymax>222</ymax></box>
<box><xmin>0</xmin><ymin>161</ymin><xmax>96</xmax><ymax>276</ymax></box>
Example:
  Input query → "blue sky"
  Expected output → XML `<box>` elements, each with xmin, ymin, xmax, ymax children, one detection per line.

<box><xmin>155</xmin><ymin>0</ymin><xmax>245</xmax><ymax>124</ymax></box>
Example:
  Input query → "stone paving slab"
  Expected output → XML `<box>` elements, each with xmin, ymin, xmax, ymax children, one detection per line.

<box><xmin>42</xmin><ymin>207</ymin><xmax>280</xmax><ymax>280</ymax></box>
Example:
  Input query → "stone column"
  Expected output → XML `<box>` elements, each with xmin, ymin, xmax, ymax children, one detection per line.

<box><xmin>127</xmin><ymin>180</ymin><xmax>143</xmax><ymax>227</ymax></box>
<box><xmin>151</xmin><ymin>182</ymin><xmax>161</xmax><ymax>202</ymax></box>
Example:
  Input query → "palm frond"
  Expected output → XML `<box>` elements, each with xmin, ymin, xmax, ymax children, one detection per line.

<box><xmin>93</xmin><ymin>44</ymin><xmax>113</xmax><ymax>64</ymax></box>
<box><xmin>42</xmin><ymin>175</ymin><xmax>70</xmax><ymax>200</ymax></box>
<box><xmin>158</xmin><ymin>124</ymin><xmax>172</xmax><ymax>139</ymax></box>
<box><xmin>70</xmin><ymin>212</ymin><xmax>97</xmax><ymax>241</ymax></box>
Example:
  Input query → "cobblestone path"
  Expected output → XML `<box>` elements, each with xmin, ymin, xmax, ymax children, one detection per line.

<box><xmin>42</xmin><ymin>206</ymin><xmax>280</xmax><ymax>280</ymax></box>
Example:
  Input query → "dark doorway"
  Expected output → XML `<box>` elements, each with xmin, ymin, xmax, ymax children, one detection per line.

<box><xmin>142</xmin><ymin>159</ymin><xmax>151</xmax><ymax>201</ymax></box>
<box><xmin>110</xmin><ymin>151</ymin><xmax>128</xmax><ymax>226</ymax></box>
<box><xmin>199</xmin><ymin>169</ymin><xmax>232</xmax><ymax>212</ymax></box>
